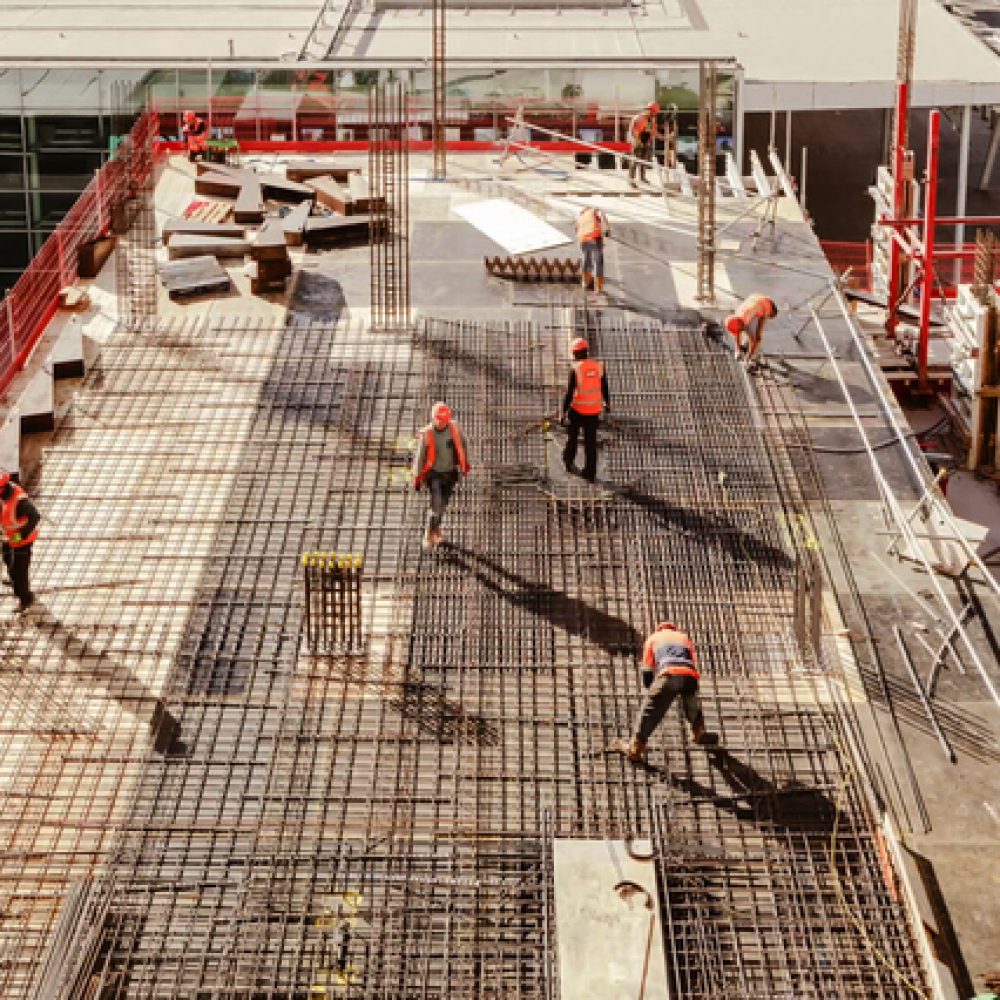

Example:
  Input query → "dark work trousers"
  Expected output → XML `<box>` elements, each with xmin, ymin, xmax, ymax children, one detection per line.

<box><xmin>563</xmin><ymin>409</ymin><xmax>600</xmax><ymax>481</ymax></box>
<box><xmin>2</xmin><ymin>542</ymin><xmax>33</xmax><ymax>605</ymax></box>
<box><xmin>426</xmin><ymin>470</ymin><xmax>459</xmax><ymax>530</ymax></box>
<box><xmin>635</xmin><ymin>672</ymin><xmax>702</xmax><ymax>742</ymax></box>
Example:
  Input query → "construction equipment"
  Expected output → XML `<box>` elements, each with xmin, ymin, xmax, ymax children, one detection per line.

<box><xmin>303</xmin><ymin>551</ymin><xmax>364</xmax><ymax>651</ymax></box>
<box><xmin>484</xmin><ymin>256</ymin><xmax>581</xmax><ymax>282</ymax></box>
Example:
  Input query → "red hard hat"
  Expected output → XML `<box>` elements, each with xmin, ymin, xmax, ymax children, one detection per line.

<box><xmin>431</xmin><ymin>401</ymin><xmax>452</xmax><ymax>424</ymax></box>
<box><xmin>183</xmin><ymin>110</ymin><xmax>196</xmax><ymax>123</ymax></box>
<box><xmin>570</xmin><ymin>337</ymin><xmax>588</xmax><ymax>355</ymax></box>
<box><xmin>648</xmin><ymin>102</ymin><xmax>661</xmax><ymax>113</ymax></box>
<box><xmin>725</xmin><ymin>315</ymin><xmax>743</xmax><ymax>337</ymax></box>
<box><xmin>657</xmin><ymin>621</ymin><xmax>677</xmax><ymax>632</ymax></box>
<box><xmin>0</xmin><ymin>469</ymin><xmax>10</xmax><ymax>489</ymax></box>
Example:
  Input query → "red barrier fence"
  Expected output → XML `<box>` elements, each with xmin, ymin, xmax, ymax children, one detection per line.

<box><xmin>0</xmin><ymin>111</ymin><xmax>159</xmax><ymax>399</ymax></box>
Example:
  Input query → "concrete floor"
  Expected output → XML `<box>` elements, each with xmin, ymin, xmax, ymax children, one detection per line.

<box><xmin>1</xmin><ymin>148</ymin><xmax>999</xmax><ymax>995</ymax></box>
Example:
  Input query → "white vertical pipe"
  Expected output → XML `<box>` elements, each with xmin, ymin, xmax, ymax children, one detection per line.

<box><xmin>954</xmin><ymin>103</ymin><xmax>971</xmax><ymax>288</ymax></box>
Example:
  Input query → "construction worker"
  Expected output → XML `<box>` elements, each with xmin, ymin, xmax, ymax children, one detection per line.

<box><xmin>726</xmin><ymin>294</ymin><xmax>778</xmax><ymax>364</ymax></box>
<box><xmin>622</xmin><ymin>621</ymin><xmax>706</xmax><ymax>762</ymax></box>
<box><xmin>182</xmin><ymin>110</ymin><xmax>208</xmax><ymax>162</ymax></box>
<box><xmin>0</xmin><ymin>470</ymin><xmax>39</xmax><ymax>614</ymax></box>
<box><xmin>412</xmin><ymin>402</ymin><xmax>471</xmax><ymax>549</ymax></box>
<box><xmin>628</xmin><ymin>101</ymin><xmax>661</xmax><ymax>187</ymax></box>
<box><xmin>577</xmin><ymin>205</ymin><xmax>611</xmax><ymax>300</ymax></box>
<box><xmin>561</xmin><ymin>337</ymin><xmax>610</xmax><ymax>483</ymax></box>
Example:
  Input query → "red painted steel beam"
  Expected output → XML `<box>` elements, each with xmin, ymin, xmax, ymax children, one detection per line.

<box><xmin>887</xmin><ymin>81</ymin><xmax>909</xmax><ymax>337</ymax></box>
<box><xmin>918</xmin><ymin>109</ymin><xmax>940</xmax><ymax>390</ymax></box>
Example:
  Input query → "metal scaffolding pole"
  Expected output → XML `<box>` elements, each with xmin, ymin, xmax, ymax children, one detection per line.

<box><xmin>431</xmin><ymin>0</ymin><xmax>447</xmax><ymax>179</ymax></box>
<box><xmin>696</xmin><ymin>60</ymin><xmax>717</xmax><ymax>303</ymax></box>
<box><xmin>369</xmin><ymin>79</ymin><xmax>411</xmax><ymax>329</ymax></box>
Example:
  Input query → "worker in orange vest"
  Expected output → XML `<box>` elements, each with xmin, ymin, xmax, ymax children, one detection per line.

<box><xmin>622</xmin><ymin>620</ymin><xmax>707</xmax><ymax>761</ymax></box>
<box><xmin>576</xmin><ymin>205</ymin><xmax>611</xmax><ymax>300</ymax></box>
<box><xmin>560</xmin><ymin>337</ymin><xmax>610</xmax><ymax>483</ymax></box>
<box><xmin>628</xmin><ymin>101</ymin><xmax>661</xmax><ymax>187</ymax></box>
<box><xmin>0</xmin><ymin>470</ymin><xmax>40</xmax><ymax>614</ymax></box>
<box><xmin>182</xmin><ymin>110</ymin><xmax>208</xmax><ymax>162</ymax></box>
<box><xmin>725</xmin><ymin>293</ymin><xmax>778</xmax><ymax>364</ymax></box>
<box><xmin>412</xmin><ymin>402</ymin><xmax>471</xmax><ymax>548</ymax></box>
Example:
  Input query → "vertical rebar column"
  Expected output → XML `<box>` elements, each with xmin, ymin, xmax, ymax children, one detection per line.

<box><xmin>696</xmin><ymin>61</ymin><xmax>717</xmax><ymax>304</ymax></box>
<box><xmin>432</xmin><ymin>0</ymin><xmax>447</xmax><ymax>179</ymax></box>
<box><xmin>369</xmin><ymin>79</ymin><xmax>411</xmax><ymax>329</ymax></box>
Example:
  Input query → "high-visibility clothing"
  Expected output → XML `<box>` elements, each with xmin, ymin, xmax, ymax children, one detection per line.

<box><xmin>571</xmin><ymin>359</ymin><xmax>604</xmax><ymax>415</ymax></box>
<box><xmin>184</xmin><ymin>117</ymin><xmax>207</xmax><ymax>153</ymax></box>
<box><xmin>576</xmin><ymin>207</ymin><xmax>604</xmax><ymax>243</ymax></box>
<box><xmin>414</xmin><ymin>420</ymin><xmax>470</xmax><ymax>487</ymax></box>
<box><xmin>735</xmin><ymin>294</ymin><xmax>774</xmax><ymax>327</ymax></box>
<box><xmin>630</xmin><ymin>111</ymin><xmax>656</xmax><ymax>141</ymax></box>
<box><xmin>1</xmin><ymin>485</ymin><xmax>38</xmax><ymax>548</ymax></box>
<box><xmin>643</xmin><ymin>626</ymin><xmax>700</xmax><ymax>681</ymax></box>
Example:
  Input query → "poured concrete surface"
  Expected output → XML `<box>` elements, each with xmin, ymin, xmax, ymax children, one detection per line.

<box><xmin>553</xmin><ymin>840</ymin><xmax>669</xmax><ymax>1000</ymax></box>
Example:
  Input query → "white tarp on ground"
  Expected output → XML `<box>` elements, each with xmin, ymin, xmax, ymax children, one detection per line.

<box><xmin>451</xmin><ymin>198</ymin><xmax>572</xmax><ymax>254</ymax></box>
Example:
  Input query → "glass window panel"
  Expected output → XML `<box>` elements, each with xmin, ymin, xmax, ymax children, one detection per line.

<box><xmin>0</xmin><ymin>116</ymin><xmax>22</xmax><ymax>150</ymax></box>
<box><xmin>30</xmin><ymin>191</ymin><xmax>79</xmax><ymax>228</ymax></box>
<box><xmin>0</xmin><ymin>193</ymin><xmax>27</xmax><ymax>228</ymax></box>
<box><xmin>0</xmin><ymin>231</ymin><xmax>29</xmax><ymax>270</ymax></box>
<box><xmin>0</xmin><ymin>154</ymin><xmax>24</xmax><ymax>192</ymax></box>
<box><xmin>31</xmin><ymin>151</ymin><xmax>103</xmax><ymax>190</ymax></box>
<box><xmin>28</xmin><ymin>115</ymin><xmax>102</xmax><ymax>150</ymax></box>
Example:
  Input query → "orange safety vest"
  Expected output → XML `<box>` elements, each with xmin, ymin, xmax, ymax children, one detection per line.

<box><xmin>1</xmin><ymin>485</ymin><xmax>38</xmax><ymax>548</ymax></box>
<box><xmin>630</xmin><ymin>112</ymin><xmax>654</xmax><ymax>141</ymax></box>
<box><xmin>644</xmin><ymin>627</ymin><xmax>700</xmax><ymax>681</ymax></box>
<box><xmin>571</xmin><ymin>359</ymin><xmax>604</xmax><ymax>416</ymax></box>
<box><xmin>576</xmin><ymin>207</ymin><xmax>604</xmax><ymax>243</ymax></box>
<box><xmin>735</xmin><ymin>294</ymin><xmax>773</xmax><ymax>327</ymax></box>
<box><xmin>415</xmin><ymin>420</ymin><xmax>470</xmax><ymax>486</ymax></box>
<box><xmin>185</xmin><ymin>118</ymin><xmax>207</xmax><ymax>152</ymax></box>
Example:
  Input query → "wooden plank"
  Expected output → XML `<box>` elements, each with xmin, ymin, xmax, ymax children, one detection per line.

<box><xmin>195</xmin><ymin>161</ymin><xmax>314</xmax><ymax>202</ymax></box>
<box><xmin>234</xmin><ymin>180</ymin><xmax>265</xmax><ymax>224</ymax></box>
<box><xmin>286</xmin><ymin>162</ymin><xmax>362</xmax><ymax>184</ymax></box>
<box><xmin>250</xmin><ymin>220</ymin><xmax>289</xmax><ymax>262</ymax></box>
<box><xmin>163</xmin><ymin>219</ymin><xmax>246</xmax><ymax>241</ymax></box>
<box><xmin>303</xmin><ymin>214</ymin><xmax>371</xmax><ymax>247</ymax></box>
<box><xmin>167</xmin><ymin>235</ymin><xmax>251</xmax><ymax>260</ymax></box>
<box><xmin>157</xmin><ymin>255</ymin><xmax>232</xmax><ymax>299</ymax></box>
<box><xmin>194</xmin><ymin>171</ymin><xmax>243</xmax><ymax>198</ymax></box>
<box><xmin>281</xmin><ymin>201</ymin><xmax>312</xmax><ymax>247</ymax></box>
<box><xmin>306</xmin><ymin>176</ymin><xmax>354</xmax><ymax>215</ymax></box>
<box><xmin>77</xmin><ymin>235</ymin><xmax>116</xmax><ymax>278</ymax></box>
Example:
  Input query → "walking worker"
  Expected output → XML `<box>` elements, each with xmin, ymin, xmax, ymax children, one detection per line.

<box><xmin>622</xmin><ymin>620</ymin><xmax>707</xmax><ymax>762</ymax></box>
<box><xmin>726</xmin><ymin>293</ymin><xmax>778</xmax><ymax>364</ymax></box>
<box><xmin>561</xmin><ymin>337</ymin><xmax>610</xmax><ymax>484</ymax></box>
<box><xmin>577</xmin><ymin>204</ymin><xmax>611</xmax><ymax>301</ymax></box>
<box><xmin>1</xmin><ymin>469</ymin><xmax>40</xmax><ymax>614</ymax></box>
<box><xmin>182</xmin><ymin>109</ymin><xmax>208</xmax><ymax>162</ymax></box>
<box><xmin>628</xmin><ymin>101</ymin><xmax>661</xmax><ymax>187</ymax></box>
<box><xmin>412</xmin><ymin>402</ymin><xmax>471</xmax><ymax>549</ymax></box>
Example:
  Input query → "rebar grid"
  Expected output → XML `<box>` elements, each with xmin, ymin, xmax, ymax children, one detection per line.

<box><xmin>369</xmin><ymin>80</ymin><xmax>412</xmax><ymax>330</ymax></box>
<box><xmin>697</xmin><ymin>61</ymin><xmax>718</xmax><ymax>304</ymax></box>
<box><xmin>0</xmin><ymin>308</ymin><xmax>928</xmax><ymax>997</ymax></box>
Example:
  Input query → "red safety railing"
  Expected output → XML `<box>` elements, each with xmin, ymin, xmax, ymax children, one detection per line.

<box><xmin>820</xmin><ymin>240</ymin><xmax>873</xmax><ymax>291</ymax></box>
<box><xmin>0</xmin><ymin>110</ymin><xmax>159</xmax><ymax>399</ymax></box>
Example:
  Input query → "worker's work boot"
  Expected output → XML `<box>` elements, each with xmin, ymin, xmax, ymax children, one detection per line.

<box><xmin>422</xmin><ymin>525</ymin><xmax>434</xmax><ymax>550</ymax></box>
<box><xmin>691</xmin><ymin>718</ymin><xmax>707</xmax><ymax>745</ymax></box>
<box><xmin>431</xmin><ymin>525</ymin><xmax>444</xmax><ymax>547</ymax></box>
<box><xmin>620</xmin><ymin>736</ymin><xmax>647</xmax><ymax>763</ymax></box>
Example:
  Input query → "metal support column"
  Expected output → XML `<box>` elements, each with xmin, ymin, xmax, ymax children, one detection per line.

<box><xmin>431</xmin><ymin>0</ymin><xmax>446</xmax><ymax>179</ymax></box>
<box><xmin>918</xmin><ymin>109</ymin><xmax>941</xmax><ymax>389</ymax></box>
<box><xmin>954</xmin><ymin>104</ymin><xmax>971</xmax><ymax>287</ymax></box>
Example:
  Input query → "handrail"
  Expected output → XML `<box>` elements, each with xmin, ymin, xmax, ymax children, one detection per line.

<box><xmin>0</xmin><ymin>110</ymin><xmax>158</xmax><ymax>399</ymax></box>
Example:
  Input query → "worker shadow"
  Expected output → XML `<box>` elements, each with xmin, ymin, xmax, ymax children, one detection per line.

<box><xmin>669</xmin><ymin>748</ymin><xmax>837</xmax><ymax>833</ymax></box>
<box><xmin>24</xmin><ymin>602</ymin><xmax>181</xmax><ymax>754</ymax></box>
<box><xmin>417</xmin><ymin>329</ymin><xmax>537</xmax><ymax>392</ymax></box>
<box><xmin>608</xmin><ymin>480</ymin><xmax>793</xmax><ymax>572</ymax></box>
<box><xmin>390</xmin><ymin>679</ymin><xmax>500</xmax><ymax>747</ymax></box>
<box><xmin>440</xmin><ymin>544</ymin><xmax>643</xmax><ymax>656</ymax></box>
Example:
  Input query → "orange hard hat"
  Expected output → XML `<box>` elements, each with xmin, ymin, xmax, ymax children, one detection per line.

<box><xmin>657</xmin><ymin>621</ymin><xmax>677</xmax><ymax>632</ymax></box>
<box><xmin>648</xmin><ymin>102</ymin><xmax>661</xmax><ymax>113</ymax></box>
<box><xmin>431</xmin><ymin>401</ymin><xmax>452</xmax><ymax>424</ymax></box>
<box><xmin>725</xmin><ymin>315</ymin><xmax>743</xmax><ymax>337</ymax></box>
<box><xmin>183</xmin><ymin>110</ymin><xmax>196</xmax><ymax>123</ymax></box>
<box><xmin>570</xmin><ymin>337</ymin><xmax>588</xmax><ymax>355</ymax></box>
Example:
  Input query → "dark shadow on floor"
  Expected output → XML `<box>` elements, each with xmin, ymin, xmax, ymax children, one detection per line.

<box><xmin>441</xmin><ymin>544</ymin><xmax>644</xmax><ymax>656</ymax></box>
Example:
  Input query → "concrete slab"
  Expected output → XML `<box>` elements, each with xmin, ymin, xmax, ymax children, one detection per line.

<box><xmin>49</xmin><ymin>318</ymin><xmax>86</xmax><ymax>380</ymax></box>
<box><xmin>553</xmin><ymin>840</ymin><xmax>669</xmax><ymax>1000</ymax></box>
<box><xmin>166</xmin><ymin>235</ymin><xmax>251</xmax><ymax>259</ymax></box>
<box><xmin>19</xmin><ymin>369</ymin><xmax>54</xmax><ymax>434</ymax></box>
<box><xmin>0</xmin><ymin>416</ymin><xmax>20</xmax><ymax>479</ymax></box>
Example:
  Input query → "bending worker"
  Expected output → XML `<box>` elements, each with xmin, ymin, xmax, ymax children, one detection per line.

<box><xmin>577</xmin><ymin>204</ymin><xmax>610</xmax><ymax>301</ymax></box>
<box><xmin>1</xmin><ymin>469</ymin><xmax>40</xmax><ymax>614</ymax></box>
<box><xmin>622</xmin><ymin>620</ymin><xmax>707</xmax><ymax>762</ymax></box>
<box><xmin>561</xmin><ymin>337</ymin><xmax>610</xmax><ymax>484</ymax></box>
<box><xmin>726</xmin><ymin>293</ymin><xmax>778</xmax><ymax>364</ymax></box>
<box><xmin>412</xmin><ymin>402</ymin><xmax>471</xmax><ymax>549</ymax></box>
<box><xmin>182</xmin><ymin>110</ymin><xmax>208</xmax><ymax>162</ymax></box>
<box><xmin>628</xmin><ymin>101</ymin><xmax>661</xmax><ymax>187</ymax></box>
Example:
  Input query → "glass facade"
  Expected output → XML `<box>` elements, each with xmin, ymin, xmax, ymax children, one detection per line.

<box><xmin>0</xmin><ymin>65</ymin><xmax>739</xmax><ymax>293</ymax></box>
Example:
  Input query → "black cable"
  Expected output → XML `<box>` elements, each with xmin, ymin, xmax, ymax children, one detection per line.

<box><xmin>799</xmin><ymin>416</ymin><xmax>950</xmax><ymax>454</ymax></box>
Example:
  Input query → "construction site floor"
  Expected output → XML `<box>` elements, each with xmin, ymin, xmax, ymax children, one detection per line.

<box><xmin>0</xmin><ymin>151</ymin><xmax>997</xmax><ymax>998</ymax></box>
